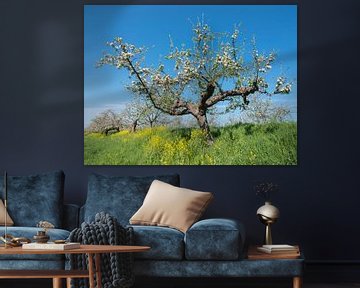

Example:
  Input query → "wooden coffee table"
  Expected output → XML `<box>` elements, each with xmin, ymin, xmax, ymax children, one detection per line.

<box><xmin>0</xmin><ymin>244</ymin><xmax>150</xmax><ymax>288</ymax></box>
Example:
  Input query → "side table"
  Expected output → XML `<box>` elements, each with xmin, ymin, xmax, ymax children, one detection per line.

<box><xmin>247</xmin><ymin>245</ymin><xmax>304</xmax><ymax>288</ymax></box>
<box><xmin>0</xmin><ymin>244</ymin><xmax>150</xmax><ymax>288</ymax></box>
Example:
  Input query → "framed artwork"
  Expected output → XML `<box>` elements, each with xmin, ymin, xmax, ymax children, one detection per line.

<box><xmin>84</xmin><ymin>5</ymin><xmax>297</xmax><ymax>165</ymax></box>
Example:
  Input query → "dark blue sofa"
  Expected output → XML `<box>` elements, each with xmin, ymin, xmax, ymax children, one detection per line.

<box><xmin>0</xmin><ymin>171</ymin><xmax>79</xmax><ymax>270</ymax></box>
<box><xmin>80</xmin><ymin>173</ymin><xmax>304</xmax><ymax>283</ymax></box>
<box><xmin>0</xmin><ymin>171</ymin><xmax>303</xmax><ymax>287</ymax></box>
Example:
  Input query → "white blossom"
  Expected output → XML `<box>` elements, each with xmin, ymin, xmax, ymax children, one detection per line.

<box><xmin>231</xmin><ymin>29</ymin><xmax>239</xmax><ymax>40</ymax></box>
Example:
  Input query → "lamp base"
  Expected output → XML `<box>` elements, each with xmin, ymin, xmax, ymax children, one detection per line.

<box><xmin>265</xmin><ymin>223</ymin><xmax>272</xmax><ymax>245</ymax></box>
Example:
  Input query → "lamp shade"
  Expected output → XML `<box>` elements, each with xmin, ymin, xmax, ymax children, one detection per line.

<box><xmin>256</xmin><ymin>201</ymin><xmax>280</xmax><ymax>220</ymax></box>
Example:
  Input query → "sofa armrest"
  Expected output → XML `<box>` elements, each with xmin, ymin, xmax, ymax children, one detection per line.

<box><xmin>184</xmin><ymin>218</ymin><xmax>245</xmax><ymax>260</ymax></box>
<box><xmin>63</xmin><ymin>204</ymin><xmax>80</xmax><ymax>231</ymax></box>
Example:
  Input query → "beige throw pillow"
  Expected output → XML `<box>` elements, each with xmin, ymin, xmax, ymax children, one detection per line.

<box><xmin>130</xmin><ymin>180</ymin><xmax>213</xmax><ymax>233</ymax></box>
<box><xmin>0</xmin><ymin>199</ymin><xmax>14</xmax><ymax>226</ymax></box>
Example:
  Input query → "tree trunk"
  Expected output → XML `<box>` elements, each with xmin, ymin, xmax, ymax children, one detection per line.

<box><xmin>103</xmin><ymin>126</ymin><xmax>119</xmax><ymax>136</ymax></box>
<box><xmin>196</xmin><ymin>113</ymin><xmax>213</xmax><ymax>142</ymax></box>
<box><xmin>131</xmin><ymin>119</ymin><xmax>138</xmax><ymax>133</ymax></box>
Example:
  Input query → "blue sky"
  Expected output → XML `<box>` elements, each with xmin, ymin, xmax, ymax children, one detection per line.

<box><xmin>84</xmin><ymin>5</ymin><xmax>297</xmax><ymax>127</ymax></box>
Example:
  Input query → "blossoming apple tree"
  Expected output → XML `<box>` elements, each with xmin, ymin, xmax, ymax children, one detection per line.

<box><xmin>97</xmin><ymin>21</ymin><xmax>291</xmax><ymax>141</ymax></box>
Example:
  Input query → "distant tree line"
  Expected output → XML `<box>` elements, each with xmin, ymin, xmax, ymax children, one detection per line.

<box><xmin>85</xmin><ymin>95</ymin><xmax>291</xmax><ymax>135</ymax></box>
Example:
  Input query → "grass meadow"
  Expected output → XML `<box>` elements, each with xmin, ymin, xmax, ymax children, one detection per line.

<box><xmin>84</xmin><ymin>122</ymin><xmax>297</xmax><ymax>165</ymax></box>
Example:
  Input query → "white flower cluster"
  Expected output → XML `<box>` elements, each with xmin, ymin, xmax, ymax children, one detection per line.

<box><xmin>98</xmin><ymin>38</ymin><xmax>145</xmax><ymax>70</ymax></box>
<box><xmin>215</xmin><ymin>46</ymin><xmax>241</xmax><ymax>77</ymax></box>
<box><xmin>231</xmin><ymin>28</ymin><xmax>239</xmax><ymax>40</ymax></box>
<box><xmin>139</xmin><ymin>68</ymin><xmax>151</xmax><ymax>75</ymax></box>
<box><xmin>151</xmin><ymin>73</ymin><xmax>179</xmax><ymax>86</ymax></box>
<box><xmin>107</xmin><ymin>37</ymin><xmax>123</xmax><ymax>50</ymax></box>
<box><xmin>192</xmin><ymin>23</ymin><xmax>211</xmax><ymax>42</ymax></box>
<box><xmin>202</xmin><ymin>43</ymin><xmax>209</xmax><ymax>55</ymax></box>
<box><xmin>256</xmin><ymin>52</ymin><xmax>276</xmax><ymax>73</ymax></box>
<box><xmin>275</xmin><ymin>77</ymin><xmax>292</xmax><ymax>94</ymax></box>
<box><xmin>165</xmin><ymin>47</ymin><xmax>202</xmax><ymax>84</ymax></box>
<box><xmin>129</xmin><ymin>80</ymin><xmax>148</xmax><ymax>94</ymax></box>
<box><xmin>182</xmin><ymin>60</ymin><xmax>199</xmax><ymax>78</ymax></box>
<box><xmin>166</xmin><ymin>49</ymin><xmax>191</xmax><ymax>70</ymax></box>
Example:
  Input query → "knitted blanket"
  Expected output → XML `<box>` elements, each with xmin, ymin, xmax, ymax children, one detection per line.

<box><xmin>68</xmin><ymin>212</ymin><xmax>134</xmax><ymax>288</ymax></box>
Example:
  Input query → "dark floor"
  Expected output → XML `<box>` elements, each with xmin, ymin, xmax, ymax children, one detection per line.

<box><xmin>306</xmin><ymin>285</ymin><xmax>360</xmax><ymax>288</ymax></box>
<box><xmin>1</xmin><ymin>279</ymin><xmax>360</xmax><ymax>288</ymax></box>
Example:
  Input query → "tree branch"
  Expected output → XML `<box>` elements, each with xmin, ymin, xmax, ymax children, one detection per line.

<box><xmin>125</xmin><ymin>58</ymin><xmax>190</xmax><ymax>116</ymax></box>
<box><xmin>170</xmin><ymin>98</ymin><xmax>190</xmax><ymax>115</ymax></box>
<box><xmin>206</xmin><ymin>83</ymin><xmax>258</xmax><ymax>108</ymax></box>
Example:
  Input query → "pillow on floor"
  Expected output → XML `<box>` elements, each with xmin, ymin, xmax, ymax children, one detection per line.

<box><xmin>0</xmin><ymin>199</ymin><xmax>14</xmax><ymax>226</ymax></box>
<box><xmin>130</xmin><ymin>180</ymin><xmax>213</xmax><ymax>233</ymax></box>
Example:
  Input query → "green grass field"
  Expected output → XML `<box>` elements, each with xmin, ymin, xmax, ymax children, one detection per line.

<box><xmin>84</xmin><ymin>122</ymin><xmax>297</xmax><ymax>165</ymax></box>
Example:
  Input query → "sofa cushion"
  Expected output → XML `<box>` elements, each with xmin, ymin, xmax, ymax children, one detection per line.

<box><xmin>84</xmin><ymin>174</ymin><xmax>180</xmax><ymax>225</ymax></box>
<box><xmin>0</xmin><ymin>227</ymin><xmax>70</xmax><ymax>261</ymax></box>
<box><xmin>130</xmin><ymin>225</ymin><xmax>184</xmax><ymax>260</ymax></box>
<box><xmin>0</xmin><ymin>171</ymin><xmax>65</xmax><ymax>227</ymax></box>
<box><xmin>130</xmin><ymin>180</ymin><xmax>213</xmax><ymax>233</ymax></box>
<box><xmin>184</xmin><ymin>218</ymin><xmax>245</xmax><ymax>260</ymax></box>
<box><xmin>0</xmin><ymin>199</ymin><xmax>14</xmax><ymax>226</ymax></box>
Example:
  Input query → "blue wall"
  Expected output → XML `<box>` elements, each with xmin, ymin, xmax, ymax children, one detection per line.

<box><xmin>0</xmin><ymin>0</ymin><xmax>359</xmax><ymax>263</ymax></box>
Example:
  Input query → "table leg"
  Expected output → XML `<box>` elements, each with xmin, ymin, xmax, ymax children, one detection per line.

<box><xmin>95</xmin><ymin>253</ymin><xmax>102</xmax><ymax>288</ymax></box>
<box><xmin>88</xmin><ymin>253</ymin><xmax>95</xmax><ymax>288</ymax></box>
<box><xmin>293</xmin><ymin>276</ymin><xmax>302</xmax><ymax>288</ymax></box>
<box><xmin>66</xmin><ymin>277</ymin><xmax>72</xmax><ymax>288</ymax></box>
<box><xmin>52</xmin><ymin>278</ymin><xmax>62</xmax><ymax>288</ymax></box>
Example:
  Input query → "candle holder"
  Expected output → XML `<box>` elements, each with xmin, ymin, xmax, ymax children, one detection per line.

<box><xmin>33</xmin><ymin>230</ymin><xmax>50</xmax><ymax>243</ymax></box>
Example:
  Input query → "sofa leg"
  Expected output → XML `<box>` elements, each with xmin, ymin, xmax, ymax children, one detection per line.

<box><xmin>293</xmin><ymin>276</ymin><xmax>302</xmax><ymax>288</ymax></box>
<box><xmin>53</xmin><ymin>278</ymin><xmax>62</xmax><ymax>288</ymax></box>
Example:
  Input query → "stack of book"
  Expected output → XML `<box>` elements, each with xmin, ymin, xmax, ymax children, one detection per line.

<box><xmin>257</xmin><ymin>244</ymin><xmax>299</xmax><ymax>254</ymax></box>
<box><xmin>248</xmin><ymin>244</ymin><xmax>300</xmax><ymax>260</ymax></box>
